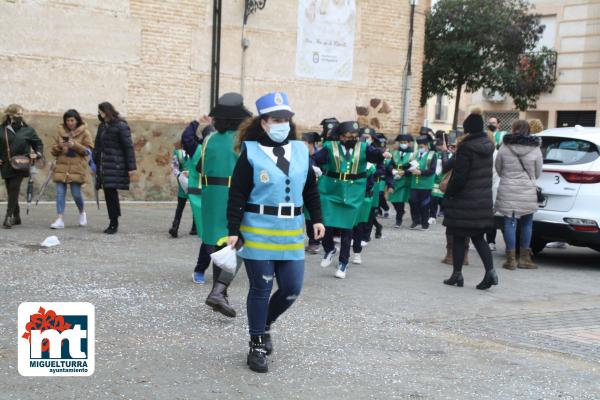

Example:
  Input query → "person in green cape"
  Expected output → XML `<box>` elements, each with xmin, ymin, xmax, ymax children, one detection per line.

<box><xmin>408</xmin><ymin>134</ymin><xmax>438</xmax><ymax>230</ymax></box>
<box><xmin>301</xmin><ymin>131</ymin><xmax>323</xmax><ymax>254</ymax></box>
<box><xmin>364</xmin><ymin>132</ymin><xmax>392</xmax><ymax>241</ymax></box>
<box><xmin>388</xmin><ymin>134</ymin><xmax>416</xmax><ymax>228</ymax></box>
<box><xmin>374</xmin><ymin>134</ymin><xmax>391</xmax><ymax>218</ymax></box>
<box><xmin>168</xmin><ymin>145</ymin><xmax>196</xmax><ymax>237</ymax></box>
<box><xmin>350</xmin><ymin>127</ymin><xmax>378</xmax><ymax>264</ymax></box>
<box><xmin>313</xmin><ymin>121</ymin><xmax>391</xmax><ymax>279</ymax></box>
<box><xmin>429</xmin><ymin>130</ymin><xmax>449</xmax><ymax>225</ymax></box>
<box><xmin>193</xmin><ymin>92</ymin><xmax>252</xmax><ymax>317</ymax></box>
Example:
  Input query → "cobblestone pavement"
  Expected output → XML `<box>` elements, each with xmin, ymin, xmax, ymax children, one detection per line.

<box><xmin>1</xmin><ymin>203</ymin><xmax>600</xmax><ymax>400</ymax></box>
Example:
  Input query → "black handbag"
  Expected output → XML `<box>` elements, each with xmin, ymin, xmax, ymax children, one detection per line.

<box><xmin>4</xmin><ymin>128</ymin><xmax>31</xmax><ymax>172</ymax></box>
<box><xmin>509</xmin><ymin>147</ymin><xmax>544</xmax><ymax>204</ymax></box>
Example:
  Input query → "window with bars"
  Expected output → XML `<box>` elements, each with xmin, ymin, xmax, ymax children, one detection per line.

<box><xmin>483</xmin><ymin>111</ymin><xmax>519</xmax><ymax>132</ymax></box>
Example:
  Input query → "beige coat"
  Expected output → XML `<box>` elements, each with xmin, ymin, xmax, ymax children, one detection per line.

<box><xmin>51</xmin><ymin>122</ymin><xmax>94</xmax><ymax>184</ymax></box>
<box><xmin>494</xmin><ymin>134</ymin><xmax>543</xmax><ymax>218</ymax></box>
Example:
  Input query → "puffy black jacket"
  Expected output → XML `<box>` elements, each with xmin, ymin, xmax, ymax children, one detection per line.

<box><xmin>443</xmin><ymin>132</ymin><xmax>495</xmax><ymax>234</ymax></box>
<box><xmin>93</xmin><ymin>119</ymin><xmax>136</xmax><ymax>190</ymax></box>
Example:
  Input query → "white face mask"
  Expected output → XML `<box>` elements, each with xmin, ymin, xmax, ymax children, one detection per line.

<box><xmin>399</xmin><ymin>144</ymin><xmax>408</xmax><ymax>150</ymax></box>
<box><xmin>266</xmin><ymin>122</ymin><xmax>291</xmax><ymax>143</ymax></box>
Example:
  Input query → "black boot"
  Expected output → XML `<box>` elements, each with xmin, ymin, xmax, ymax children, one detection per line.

<box><xmin>247</xmin><ymin>335</ymin><xmax>268</xmax><ymax>373</ymax></box>
<box><xmin>205</xmin><ymin>282</ymin><xmax>236</xmax><ymax>318</ymax></box>
<box><xmin>264</xmin><ymin>332</ymin><xmax>273</xmax><ymax>356</ymax></box>
<box><xmin>375</xmin><ymin>226</ymin><xmax>382</xmax><ymax>239</ymax></box>
<box><xmin>3</xmin><ymin>214</ymin><xmax>12</xmax><ymax>229</ymax></box>
<box><xmin>476</xmin><ymin>269</ymin><xmax>499</xmax><ymax>290</ymax></box>
<box><xmin>168</xmin><ymin>218</ymin><xmax>180</xmax><ymax>238</ymax></box>
<box><xmin>189</xmin><ymin>220</ymin><xmax>197</xmax><ymax>235</ymax></box>
<box><xmin>104</xmin><ymin>219</ymin><xmax>118</xmax><ymax>234</ymax></box>
<box><xmin>13</xmin><ymin>205</ymin><xmax>21</xmax><ymax>225</ymax></box>
<box><xmin>443</xmin><ymin>272</ymin><xmax>464</xmax><ymax>287</ymax></box>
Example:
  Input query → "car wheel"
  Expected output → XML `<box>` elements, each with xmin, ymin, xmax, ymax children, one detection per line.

<box><xmin>531</xmin><ymin>236</ymin><xmax>546</xmax><ymax>255</ymax></box>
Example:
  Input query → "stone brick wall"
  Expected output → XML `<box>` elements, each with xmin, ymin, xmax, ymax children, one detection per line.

<box><xmin>1</xmin><ymin>0</ymin><xmax>429</xmax><ymax>201</ymax></box>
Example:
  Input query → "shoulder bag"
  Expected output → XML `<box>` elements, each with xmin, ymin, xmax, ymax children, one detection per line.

<box><xmin>4</xmin><ymin>127</ymin><xmax>31</xmax><ymax>172</ymax></box>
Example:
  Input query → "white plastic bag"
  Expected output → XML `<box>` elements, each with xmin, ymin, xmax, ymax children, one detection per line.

<box><xmin>40</xmin><ymin>236</ymin><xmax>60</xmax><ymax>248</ymax></box>
<box><xmin>210</xmin><ymin>245</ymin><xmax>238</xmax><ymax>274</ymax></box>
<box><xmin>177</xmin><ymin>172</ymin><xmax>189</xmax><ymax>193</ymax></box>
<box><xmin>408</xmin><ymin>159</ymin><xmax>419</xmax><ymax>173</ymax></box>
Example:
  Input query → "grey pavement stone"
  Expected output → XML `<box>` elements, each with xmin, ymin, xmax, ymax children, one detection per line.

<box><xmin>1</xmin><ymin>203</ymin><xmax>600</xmax><ymax>400</ymax></box>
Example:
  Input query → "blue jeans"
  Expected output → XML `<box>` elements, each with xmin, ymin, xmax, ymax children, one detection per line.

<box><xmin>244</xmin><ymin>259</ymin><xmax>304</xmax><ymax>336</ymax></box>
<box><xmin>56</xmin><ymin>182</ymin><xmax>84</xmax><ymax>215</ymax></box>
<box><xmin>503</xmin><ymin>213</ymin><xmax>534</xmax><ymax>251</ymax></box>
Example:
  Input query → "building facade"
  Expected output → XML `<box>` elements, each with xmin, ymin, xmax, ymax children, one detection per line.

<box><xmin>1</xmin><ymin>0</ymin><xmax>429</xmax><ymax>201</ymax></box>
<box><xmin>426</xmin><ymin>0</ymin><xmax>600</xmax><ymax>133</ymax></box>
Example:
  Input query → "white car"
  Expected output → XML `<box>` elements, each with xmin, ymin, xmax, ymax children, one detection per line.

<box><xmin>531</xmin><ymin>126</ymin><xmax>600</xmax><ymax>254</ymax></box>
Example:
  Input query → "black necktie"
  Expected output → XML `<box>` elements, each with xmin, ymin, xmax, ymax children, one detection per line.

<box><xmin>273</xmin><ymin>146</ymin><xmax>290</xmax><ymax>176</ymax></box>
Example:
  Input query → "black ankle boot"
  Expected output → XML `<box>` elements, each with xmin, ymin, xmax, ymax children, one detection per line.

<box><xmin>264</xmin><ymin>332</ymin><xmax>273</xmax><ymax>356</ymax></box>
<box><xmin>476</xmin><ymin>269</ymin><xmax>498</xmax><ymax>290</ymax></box>
<box><xmin>168</xmin><ymin>218</ymin><xmax>180</xmax><ymax>238</ymax></box>
<box><xmin>189</xmin><ymin>221</ymin><xmax>197</xmax><ymax>235</ymax></box>
<box><xmin>104</xmin><ymin>220</ymin><xmax>118</xmax><ymax>234</ymax></box>
<box><xmin>12</xmin><ymin>208</ymin><xmax>21</xmax><ymax>225</ymax></box>
<box><xmin>444</xmin><ymin>272</ymin><xmax>464</xmax><ymax>287</ymax></box>
<box><xmin>247</xmin><ymin>335</ymin><xmax>268</xmax><ymax>373</ymax></box>
<box><xmin>3</xmin><ymin>214</ymin><xmax>13</xmax><ymax>229</ymax></box>
<box><xmin>205</xmin><ymin>282</ymin><xmax>236</xmax><ymax>318</ymax></box>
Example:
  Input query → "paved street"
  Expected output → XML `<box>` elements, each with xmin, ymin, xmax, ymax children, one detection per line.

<box><xmin>1</xmin><ymin>203</ymin><xmax>600</xmax><ymax>399</ymax></box>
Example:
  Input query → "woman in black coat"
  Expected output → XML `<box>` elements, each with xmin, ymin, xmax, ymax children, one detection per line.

<box><xmin>442</xmin><ymin>107</ymin><xmax>498</xmax><ymax>290</ymax></box>
<box><xmin>0</xmin><ymin>104</ymin><xmax>44</xmax><ymax>228</ymax></box>
<box><xmin>92</xmin><ymin>102</ymin><xmax>136</xmax><ymax>234</ymax></box>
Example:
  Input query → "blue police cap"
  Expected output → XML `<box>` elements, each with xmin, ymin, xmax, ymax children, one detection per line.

<box><xmin>256</xmin><ymin>92</ymin><xmax>294</xmax><ymax>119</ymax></box>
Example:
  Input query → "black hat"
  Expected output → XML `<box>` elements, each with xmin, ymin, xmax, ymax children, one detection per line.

<box><xmin>419</xmin><ymin>126</ymin><xmax>433</xmax><ymax>135</ymax></box>
<box><xmin>462</xmin><ymin>106</ymin><xmax>484</xmax><ymax>134</ymax></box>
<box><xmin>209</xmin><ymin>92</ymin><xmax>252</xmax><ymax>120</ymax></box>
<box><xmin>359</xmin><ymin>127</ymin><xmax>375</xmax><ymax>137</ymax></box>
<box><xmin>395</xmin><ymin>134</ymin><xmax>413</xmax><ymax>142</ymax></box>
<box><xmin>302</xmin><ymin>131</ymin><xmax>321</xmax><ymax>143</ymax></box>
<box><xmin>416</xmin><ymin>135</ymin><xmax>430</xmax><ymax>145</ymax></box>
<box><xmin>336</xmin><ymin>121</ymin><xmax>360</xmax><ymax>136</ymax></box>
<box><xmin>320</xmin><ymin>117</ymin><xmax>340</xmax><ymax>141</ymax></box>
<box><xmin>372</xmin><ymin>133</ymin><xmax>387</xmax><ymax>148</ymax></box>
<box><xmin>320</xmin><ymin>117</ymin><xmax>339</xmax><ymax>130</ymax></box>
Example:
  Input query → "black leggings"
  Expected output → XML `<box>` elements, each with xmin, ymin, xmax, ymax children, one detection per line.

<box><xmin>4</xmin><ymin>176</ymin><xmax>24</xmax><ymax>218</ymax></box>
<box><xmin>452</xmin><ymin>234</ymin><xmax>494</xmax><ymax>274</ymax></box>
<box><xmin>378</xmin><ymin>192</ymin><xmax>389</xmax><ymax>212</ymax></box>
<box><xmin>392</xmin><ymin>202</ymin><xmax>405</xmax><ymax>224</ymax></box>
<box><xmin>173</xmin><ymin>196</ymin><xmax>187</xmax><ymax>221</ymax></box>
<box><xmin>366</xmin><ymin>208</ymin><xmax>382</xmax><ymax>239</ymax></box>
<box><xmin>103</xmin><ymin>188</ymin><xmax>121</xmax><ymax>223</ymax></box>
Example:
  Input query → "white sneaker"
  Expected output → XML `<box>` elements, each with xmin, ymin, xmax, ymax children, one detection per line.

<box><xmin>428</xmin><ymin>217</ymin><xmax>437</xmax><ymax>225</ymax></box>
<box><xmin>335</xmin><ymin>263</ymin><xmax>348</xmax><ymax>279</ymax></box>
<box><xmin>79</xmin><ymin>212</ymin><xmax>87</xmax><ymax>227</ymax></box>
<box><xmin>321</xmin><ymin>248</ymin><xmax>337</xmax><ymax>268</ymax></box>
<box><xmin>360</xmin><ymin>241</ymin><xmax>368</xmax><ymax>247</ymax></box>
<box><xmin>50</xmin><ymin>219</ymin><xmax>64</xmax><ymax>229</ymax></box>
<box><xmin>489</xmin><ymin>243</ymin><xmax>497</xmax><ymax>251</ymax></box>
<box><xmin>352</xmin><ymin>253</ymin><xmax>362</xmax><ymax>265</ymax></box>
<box><xmin>333</xmin><ymin>236</ymin><xmax>341</xmax><ymax>244</ymax></box>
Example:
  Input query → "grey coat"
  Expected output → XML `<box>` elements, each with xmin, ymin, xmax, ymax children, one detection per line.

<box><xmin>494</xmin><ymin>134</ymin><xmax>543</xmax><ymax>218</ymax></box>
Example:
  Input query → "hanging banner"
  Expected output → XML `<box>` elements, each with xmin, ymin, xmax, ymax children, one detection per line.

<box><xmin>295</xmin><ymin>0</ymin><xmax>356</xmax><ymax>81</ymax></box>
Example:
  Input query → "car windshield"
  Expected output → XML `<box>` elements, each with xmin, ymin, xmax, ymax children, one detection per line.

<box><xmin>540</xmin><ymin>136</ymin><xmax>599</xmax><ymax>165</ymax></box>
